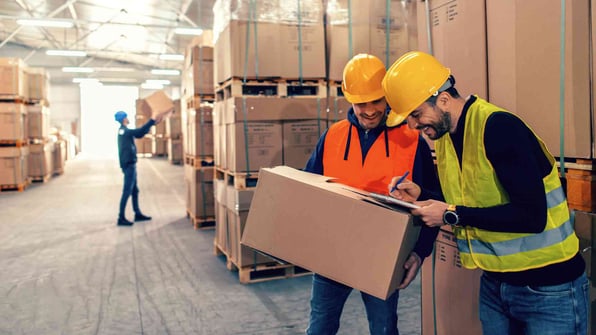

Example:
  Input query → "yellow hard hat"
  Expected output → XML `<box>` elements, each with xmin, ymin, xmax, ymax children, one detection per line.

<box><xmin>382</xmin><ymin>51</ymin><xmax>451</xmax><ymax>127</ymax></box>
<box><xmin>342</xmin><ymin>54</ymin><xmax>386</xmax><ymax>104</ymax></box>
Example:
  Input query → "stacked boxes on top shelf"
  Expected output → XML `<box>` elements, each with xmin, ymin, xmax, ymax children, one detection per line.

<box><xmin>180</xmin><ymin>35</ymin><xmax>216</xmax><ymax>229</ymax></box>
<box><xmin>211</xmin><ymin>0</ymin><xmax>328</xmax><ymax>282</ymax></box>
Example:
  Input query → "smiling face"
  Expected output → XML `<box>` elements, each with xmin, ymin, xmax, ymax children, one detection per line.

<box><xmin>353</xmin><ymin>97</ymin><xmax>388</xmax><ymax>130</ymax></box>
<box><xmin>407</xmin><ymin>102</ymin><xmax>452</xmax><ymax>140</ymax></box>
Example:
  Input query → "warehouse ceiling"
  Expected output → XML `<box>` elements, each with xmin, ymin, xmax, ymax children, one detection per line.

<box><xmin>0</xmin><ymin>0</ymin><xmax>215</xmax><ymax>86</ymax></box>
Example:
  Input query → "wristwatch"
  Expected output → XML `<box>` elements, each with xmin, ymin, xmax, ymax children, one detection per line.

<box><xmin>443</xmin><ymin>204</ymin><xmax>459</xmax><ymax>226</ymax></box>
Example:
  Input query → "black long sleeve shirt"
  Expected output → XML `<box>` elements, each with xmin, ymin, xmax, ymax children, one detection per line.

<box><xmin>452</xmin><ymin>96</ymin><xmax>584</xmax><ymax>286</ymax></box>
<box><xmin>117</xmin><ymin>119</ymin><xmax>155</xmax><ymax>169</ymax></box>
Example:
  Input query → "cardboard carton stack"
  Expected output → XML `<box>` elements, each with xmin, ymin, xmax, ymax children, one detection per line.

<box><xmin>166</xmin><ymin>99</ymin><xmax>183</xmax><ymax>164</ymax></box>
<box><xmin>135</xmin><ymin>90</ymin><xmax>175</xmax><ymax>157</ymax></box>
<box><xmin>210</xmin><ymin>0</ymin><xmax>328</xmax><ymax>279</ymax></box>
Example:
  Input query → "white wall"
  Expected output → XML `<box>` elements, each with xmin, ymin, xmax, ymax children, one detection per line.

<box><xmin>49</xmin><ymin>84</ymin><xmax>81</xmax><ymax>140</ymax></box>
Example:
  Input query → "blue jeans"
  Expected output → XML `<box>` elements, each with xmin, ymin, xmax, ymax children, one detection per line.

<box><xmin>306</xmin><ymin>274</ymin><xmax>399</xmax><ymax>335</ymax></box>
<box><xmin>119</xmin><ymin>164</ymin><xmax>140</xmax><ymax>218</ymax></box>
<box><xmin>479</xmin><ymin>272</ymin><xmax>589</xmax><ymax>335</ymax></box>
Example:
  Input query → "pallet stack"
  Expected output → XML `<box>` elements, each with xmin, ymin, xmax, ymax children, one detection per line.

<box><xmin>209</xmin><ymin>0</ymin><xmax>330</xmax><ymax>282</ymax></box>
<box><xmin>0</xmin><ymin>58</ymin><xmax>30</xmax><ymax>192</ymax></box>
<box><xmin>26</xmin><ymin>67</ymin><xmax>54</xmax><ymax>183</ymax></box>
<box><xmin>180</xmin><ymin>37</ymin><xmax>217</xmax><ymax>229</ymax></box>
<box><xmin>166</xmin><ymin>99</ymin><xmax>183</xmax><ymax>164</ymax></box>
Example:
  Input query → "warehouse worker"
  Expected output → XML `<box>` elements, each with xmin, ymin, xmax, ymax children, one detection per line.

<box><xmin>383</xmin><ymin>51</ymin><xmax>588</xmax><ymax>335</ymax></box>
<box><xmin>114</xmin><ymin>111</ymin><xmax>163</xmax><ymax>226</ymax></box>
<box><xmin>304</xmin><ymin>54</ymin><xmax>440</xmax><ymax>335</ymax></box>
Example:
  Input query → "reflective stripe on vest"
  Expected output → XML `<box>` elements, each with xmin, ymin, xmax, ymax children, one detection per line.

<box><xmin>323</xmin><ymin>119</ymin><xmax>418</xmax><ymax>194</ymax></box>
<box><xmin>436</xmin><ymin>96</ymin><xmax>578</xmax><ymax>272</ymax></box>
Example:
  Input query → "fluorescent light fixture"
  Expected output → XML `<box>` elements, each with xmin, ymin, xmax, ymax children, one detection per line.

<box><xmin>72</xmin><ymin>78</ymin><xmax>100</xmax><ymax>83</ymax></box>
<box><xmin>62</xmin><ymin>67</ymin><xmax>94</xmax><ymax>73</ymax></box>
<box><xmin>145</xmin><ymin>79</ymin><xmax>171</xmax><ymax>85</ymax></box>
<box><xmin>174</xmin><ymin>27</ymin><xmax>203</xmax><ymax>36</ymax></box>
<box><xmin>94</xmin><ymin>67</ymin><xmax>135</xmax><ymax>72</ymax></box>
<box><xmin>159</xmin><ymin>54</ymin><xmax>184</xmax><ymax>61</ymax></box>
<box><xmin>98</xmin><ymin>78</ymin><xmax>139</xmax><ymax>83</ymax></box>
<box><xmin>17</xmin><ymin>19</ymin><xmax>74</xmax><ymax>28</ymax></box>
<box><xmin>141</xmin><ymin>83</ymin><xmax>164</xmax><ymax>90</ymax></box>
<box><xmin>151</xmin><ymin>69</ymin><xmax>180</xmax><ymax>76</ymax></box>
<box><xmin>46</xmin><ymin>49</ymin><xmax>87</xmax><ymax>57</ymax></box>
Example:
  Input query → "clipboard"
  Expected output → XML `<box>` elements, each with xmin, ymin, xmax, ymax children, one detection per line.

<box><xmin>345</xmin><ymin>188</ymin><xmax>420</xmax><ymax>210</ymax></box>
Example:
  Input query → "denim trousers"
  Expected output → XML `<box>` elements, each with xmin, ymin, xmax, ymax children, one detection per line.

<box><xmin>479</xmin><ymin>272</ymin><xmax>589</xmax><ymax>335</ymax></box>
<box><xmin>306</xmin><ymin>274</ymin><xmax>399</xmax><ymax>335</ymax></box>
<box><xmin>119</xmin><ymin>164</ymin><xmax>140</xmax><ymax>218</ymax></box>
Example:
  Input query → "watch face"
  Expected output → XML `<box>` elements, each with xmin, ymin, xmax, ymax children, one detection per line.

<box><xmin>443</xmin><ymin>211</ymin><xmax>458</xmax><ymax>225</ymax></box>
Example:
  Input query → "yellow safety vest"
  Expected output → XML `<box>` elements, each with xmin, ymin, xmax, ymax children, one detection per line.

<box><xmin>435</xmin><ymin>96</ymin><xmax>578</xmax><ymax>272</ymax></box>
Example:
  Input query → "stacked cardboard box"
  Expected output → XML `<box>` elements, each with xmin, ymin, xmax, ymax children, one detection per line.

<box><xmin>25</xmin><ymin>67</ymin><xmax>50</xmax><ymax>103</ymax></box>
<box><xmin>52</xmin><ymin>139</ymin><xmax>66</xmax><ymax>175</ymax></box>
<box><xmin>0</xmin><ymin>146</ymin><xmax>28</xmax><ymax>186</ymax></box>
<box><xmin>0</xmin><ymin>58</ymin><xmax>27</xmax><ymax>98</ymax></box>
<box><xmin>166</xmin><ymin>99</ymin><xmax>183</xmax><ymax>165</ymax></box>
<box><xmin>185</xmin><ymin>165</ymin><xmax>215</xmax><ymax>223</ymax></box>
<box><xmin>0</xmin><ymin>102</ymin><xmax>27</xmax><ymax>143</ymax></box>
<box><xmin>28</xmin><ymin>142</ymin><xmax>53</xmax><ymax>180</ymax></box>
<box><xmin>27</xmin><ymin>105</ymin><xmax>50</xmax><ymax>140</ymax></box>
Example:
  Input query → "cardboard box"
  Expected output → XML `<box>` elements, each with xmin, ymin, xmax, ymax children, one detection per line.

<box><xmin>225</xmin><ymin>185</ymin><xmax>254</xmax><ymax>212</ymax></box>
<box><xmin>0</xmin><ymin>102</ymin><xmax>27</xmax><ymax>141</ymax></box>
<box><xmin>282</xmin><ymin>119</ymin><xmax>324</xmax><ymax>169</ymax></box>
<box><xmin>25</xmin><ymin>67</ymin><xmax>49</xmax><ymax>101</ymax></box>
<box><xmin>167</xmin><ymin>138</ymin><xmax>183</xmax><ymax>163</ymax></box>
<box><xmin>421</xmin><ymin>227</ymin><xmax>483</xmax><ymax>335</ymax></box>
<box><xmin>182</xmin><ymin>47</ymin><xmax>214</xmax><ymax>96</ymax></box>
<box><xmin>242</xmin><ymin>166</ymin><xmax>421</xmax><ymax>299</ymax></box>
<box><xmin>417</xmin><ymin>0</ymin><xmax>488</xmax><ymax>99</ymax></box>
<box><xmin>228</xmin><ymin>208</ymin><xmax>277</xmax><ymax>267</ymax></box>
<box><xmin>0</xmin><ymin>146</ymin><xmax>28</xmax><ymax>185</ymax></box>
<box><xmin>166</xmin><ymin>115</ymin><xmax>182</xmax><ymax>139</ymax></box>
<box><xmin>214</xmin><ymin>179</ymin><xmax>229</xmax><ymax>252</ymax></box>
<box><xmin>187</xmin><ymin>107</ymin><xmax>214</xmax><ymax>157</ymax></box>
<box><xmin>134</xmin><ymin>137</ymin><xmax>152</xmax><ymax>155</ymax></box>
<box><xmin>487</xmin><ymin>0</ymin><xmax>590</xmax><ymax>158</ymax></box>
<box><xmin>225</xmin><ymin>97</ymin><xmax>326</xmax><ymax>123</ymax></box>
<box><xmin>213</xmin><ymin>101</ymin><xmax>226</xmax><ymax>168</ymax></box>
<box><xmin>27</xmin><ymin>105</ymin><xmax>50</xmax><ymax>139</ymax></box>
<box><xmin>53</xmin><ymin>140</ymin><xmax>66</xmax><ymax>174</ymax></box>
<box><xmin>185</xmin><ymin>165</ymin><xmax>215</xmax><ymax>218</ymax></box>
<box><xmin>326</xmin><ymin>96</ymin><xmax>351</xmax><ymax>124</ymax></box>
<box><xmin>28</xmin><ymin>142</ymin><xmax>53</xmax><ymax>178</ymax></box>
<box><xmin>279</xmin><ymin>24</ymin><xmax>326</xmax><ymax>79</ymax></box>
<box><xmin>151</xmin><ymin>137</ymin><xmax>167</xmax><ymax>156</ymax></box>
<box><xmin>138</xmin><ymin>90</ymin><xmax>175</xmax><ymax>119</ymax></box>
<box><xmin>0</xmin><ymin>58</ymin><xmax>27</xmax><ymax>98</ymax></box>
<box><xmin>226</xmin><ymin>122</ymin><xmax>283</xmax><ymax>173</ymax></box>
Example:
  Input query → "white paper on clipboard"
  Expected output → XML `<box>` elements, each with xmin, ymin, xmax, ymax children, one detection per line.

<box><xmin>368</xmin><ymin>192</ymin><xmax>421</xmax><ymax>209</ymax></box>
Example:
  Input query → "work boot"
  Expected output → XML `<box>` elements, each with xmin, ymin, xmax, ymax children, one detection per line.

<box><xmin>117</xmin><ymin>217</ymin><xmax>134</xmax><ymax>226</ymax></box>
<box><xmin>134</xmin><ymin>213</ymin><xmax>152</xmax><ymax>222</ymax></box>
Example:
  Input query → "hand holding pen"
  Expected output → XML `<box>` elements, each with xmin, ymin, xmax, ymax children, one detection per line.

<box><xmin>388</xmin><ymin>171</ymin><xmax>421</xmax><ymax>202</ymax></box>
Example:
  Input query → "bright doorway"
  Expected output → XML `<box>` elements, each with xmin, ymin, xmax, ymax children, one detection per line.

<box><xmin>80</xmin><ymin>84</ymin><xmax>138</xmax><ymax>159</ymax></box>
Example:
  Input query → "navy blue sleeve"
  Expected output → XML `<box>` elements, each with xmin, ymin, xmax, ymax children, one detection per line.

<box><xmin>304</xmin><ymin>129</ymin><xmax>328</xmax><ymax>175</ymax></box>
<box><xmin>127</xmin><ymin>119</ymin><xmax>156</xmax><ymax>139</ymax></box>
<box><xmin>456</xmin><ymin>112</ymin><xmax>549</xmax><ymax>233</ymax></box>
<box><xmin>410</xmin><ymin>136</ymin><xmax>441</xmax><ymax>260</ymax></box>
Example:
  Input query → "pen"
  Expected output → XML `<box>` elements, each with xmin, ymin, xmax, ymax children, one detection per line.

<box><xmin>389</xmin><ymin>171</ymin><xmax>410</xmax><ymax>194</ymax></box>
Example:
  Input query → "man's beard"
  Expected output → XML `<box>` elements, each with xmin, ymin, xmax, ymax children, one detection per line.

<box><xmin>417</xmin><ymin>109</ymin><xmax>451</xmax><ymax>140</ymax></box>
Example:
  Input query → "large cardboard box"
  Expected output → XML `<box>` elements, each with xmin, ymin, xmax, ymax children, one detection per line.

<box><xmin>182</xmin><ymin>46</ymin><xmax>214</xmax><ymax>96</ymax></box>
<box><xmin>27</xmin><ymin>105</ymin><xmax>50</xmax><ymax>139</ymax></box>
<box><xmin>279</xmin><ymin>24</ymin><xmax>326</xmax><ymax>79</ymax></box>
<box><xmin>225</xmin><ymin>97</ymin><xmax>326</xmax><ymax>123</ymax></box>
<box><xmin>167</xmin><ymin>138</ymin><xmax>183</xmax><ymax>163</ymax></box>
<box><xmin>326</xmin><ymin>96</ymin><xmax>351</xmax><ymax>124</ymax></box>
<box><xmin>0</xmin><ymin>58</ymin><xmax>27</xmax><ymax>98</ymax></box>
<box><xmin>214</xmin><ymin>178</ymin><xmax>229</xmax><ymax>252</ymax></box>
<box><xmin>242</xmin><ymin>166</ymin><xmax>421</xmax><ymax>299</ymax></box>
<box><xmin>417</xmin><ymin>0</ymin><xmax>488</xmax><ymax>99</ymax></box>
<box><xmin>135</xmin><ymin>136</ymin><xmax>152</xmax><ymax>155</ymax></box>
<box><xmin>213</xmin><ymin>101</ymin><xmax>226</xmax><ymax>168</ymax></box>
<box><xmin>228</xmin><ymin>208</ymin><xmax>277</xmax><ymax>267</ymax></box>
<box><xmin>187</xmin><ymin>107</ymin><xmax>214</xmax><ymax>157</ymax></box>
<box><xmin>166</xmin><ymin>115</ymin><xmax>182</xmax><ymax>139</ymax></box>
<box><xmin>282</xmin><ymin>119</ymin><xmax>324</xmax><ymax>169</ymax></box>
<box><xmin>137</xmin><ymin>90</ymin><xmax>175</xmax><ymax>119</ymax></box>
<box><xmin>421</xmin><ymin>227</ymin><xmax>483</xmax><ymax>335</ymax></box>
<box><xmin>226</xmin><ymin>122</ymin><xmax>283</xmax><ymax>173</ymax></box>
<box><xmin>326</xmin><ymin>0</ymin><xmax>418</xmax><ymax>81</ymax></box>
<box><xmin>0</xmin><ymin>102</ymin><xmax>27</xmax><ymax>141</ymax></box>
<box><xmin>53</xmin><ymin>140</ymin><xmax>66</xmax><ymax>174</ymax></box>
<box><xmin>487</xmin><ymin>0</ymin><xmax>590</xmax><ymax>158</ymax></box>
<box><xmin>151</xmin><ymin>137</ymin><xmax>167</xmax><ymax>156</ymax></box>
<box><xmin>25</xmin><ymin>67</ymin><xmax>49</xmax><ymax>101</ymax></box>
<box><xmin>185</xmin><ymin>165</ymin><xmax>215</xmax><ymax>218</ymax></box>
<box><xmin>28</xmin><ymin>142</ymin><xmax>53</xmax><ymax>178</ymax></box>
<box><xmin>0</xmin><ymin>146</ymin><xmax>28</xmax><ymax>185</ymax></box>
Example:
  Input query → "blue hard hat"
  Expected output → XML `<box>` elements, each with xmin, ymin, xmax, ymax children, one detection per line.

<box><xmin>114</xmin><ymin>111</ymin><xmax>127</xmax><ymax>122</ymax></box>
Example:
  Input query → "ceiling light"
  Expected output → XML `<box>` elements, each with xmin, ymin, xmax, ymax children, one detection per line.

<box><xmin>151</xmin><ymin>69</ymin><xmax>180</xmax><ymax>76</ymax></box>
<box><xmin>46</xmin><ymin>49</ymin><xmax>87</xmax><ymax>57</ymax></box>
<box><xmin>17</xmin><ymin>19</ymin><xmax>74</xmax><ymax>28</ymax></box>
<box><xmin>94</xmin><ymin>67</ymin><xmax>135</xmax><ymax>72</ymax></box>
<box><xmin>159</xmin><ymin>54</ymin><xmax>184</xmax><ymax>61</ymax></box>
<box><xmin>145</xmin><ymin>79</ymin><xmax>171</xmax><ymax>85</ymax></box>
<box><xmin>72</xmin><ymin>78</ymin><xmax>100</xmax><ymax>83</ymax></box>
<box><xmin>98</xmin><ymin>78</ymin><xmax>139</xmax><ymax>83</ymax></box>
<box><xmin>174</xmin><ymin>27</ymin><xmax>203</xmax><ymax>36</ymax></box>
<box><xmin>62</xmin><ymin>67</ymin><xmax>94</xmax><ymax>73</ymax></box>
<box><xmin>141</xmin><ymin>83</ymin><xmax>164</xmax><ymax>90</ymax></box>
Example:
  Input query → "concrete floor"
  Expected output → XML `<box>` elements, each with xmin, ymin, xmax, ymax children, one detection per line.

<box><xmin>0</xmin><ymin>155</ymin><xmax>422</xmax><ymax>335</ymax></box>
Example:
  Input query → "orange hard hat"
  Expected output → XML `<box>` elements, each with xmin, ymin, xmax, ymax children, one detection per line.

<box><xmin>382</xmin><ymin>51</ymin><xmax>451</xmax><ymax>126</ymax></box>
<box><xmin>342</xmin><ymin>54</ymin><xmax>386</xmax><ymax>104</ymax></box>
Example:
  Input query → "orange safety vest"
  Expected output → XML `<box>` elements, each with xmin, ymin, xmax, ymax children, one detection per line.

<box><xmin>323</xmin><ymin>119</ymin><xmax>419</xmax><ymax>194</ymax></box>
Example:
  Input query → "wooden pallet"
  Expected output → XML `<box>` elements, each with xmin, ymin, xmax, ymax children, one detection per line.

<box><xmin>31</xmin><ymin>174</ymin><xmax>51</xmax><ymax>183</ymax></box>
<box><xmin>53</xmin><ymin>169</ymin><xmax>64</xmax><ymax>176</ymax></box>
<box><xmin>185</xmin><ymin>94</ymin><xmax>215</xmax><ymax>109</ymax></box>
<box><xmin>0</xmin><ymin>139</ymin><xmax>27</xmax><ymax>147</ymax></box>
<box><xmin>213</xmin><ymin>241</ymin><xmax>235</xmax><ymax>271</ymax></box>
<box><xmin>186</xmin><ymin>210</ymin><xmax>215</xmax><ymax>230</ymax></box>
<box><xmin>168</xmin><ymin>159</ymin><xmax>183</xmax><ymax>165</ymax></box>
<box><xmin>0</xmin><ymin>181</ymin><xmax>28</xmax><ymax>192</ymax></box>
<box><xmin>215</xmin><ymin>77</ymin><xmax>326</xmax><ymax>101</ymax></box>
<box><xmin>237</xmin><ymin>262</ymin><xmax>311</xmax><ymax>284</ymax></box>
<box><xmin>215</xmin><ymin>167</ymin><xmax>259</xmax><ymax>189</ymax></box>
<box><xmin>0</xmin><ymin>95</ymin><xmax>25</xmax><ymax>103</ymax></box>
<box><xmin>25</xmin><ymin>98</ymin><xmax>49</xmax><ymax>107</ymax></box>
<box><xmin>185</xmin><ymin>155</ymin><xmax>214</xmax><ymax>168</ymax></box>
